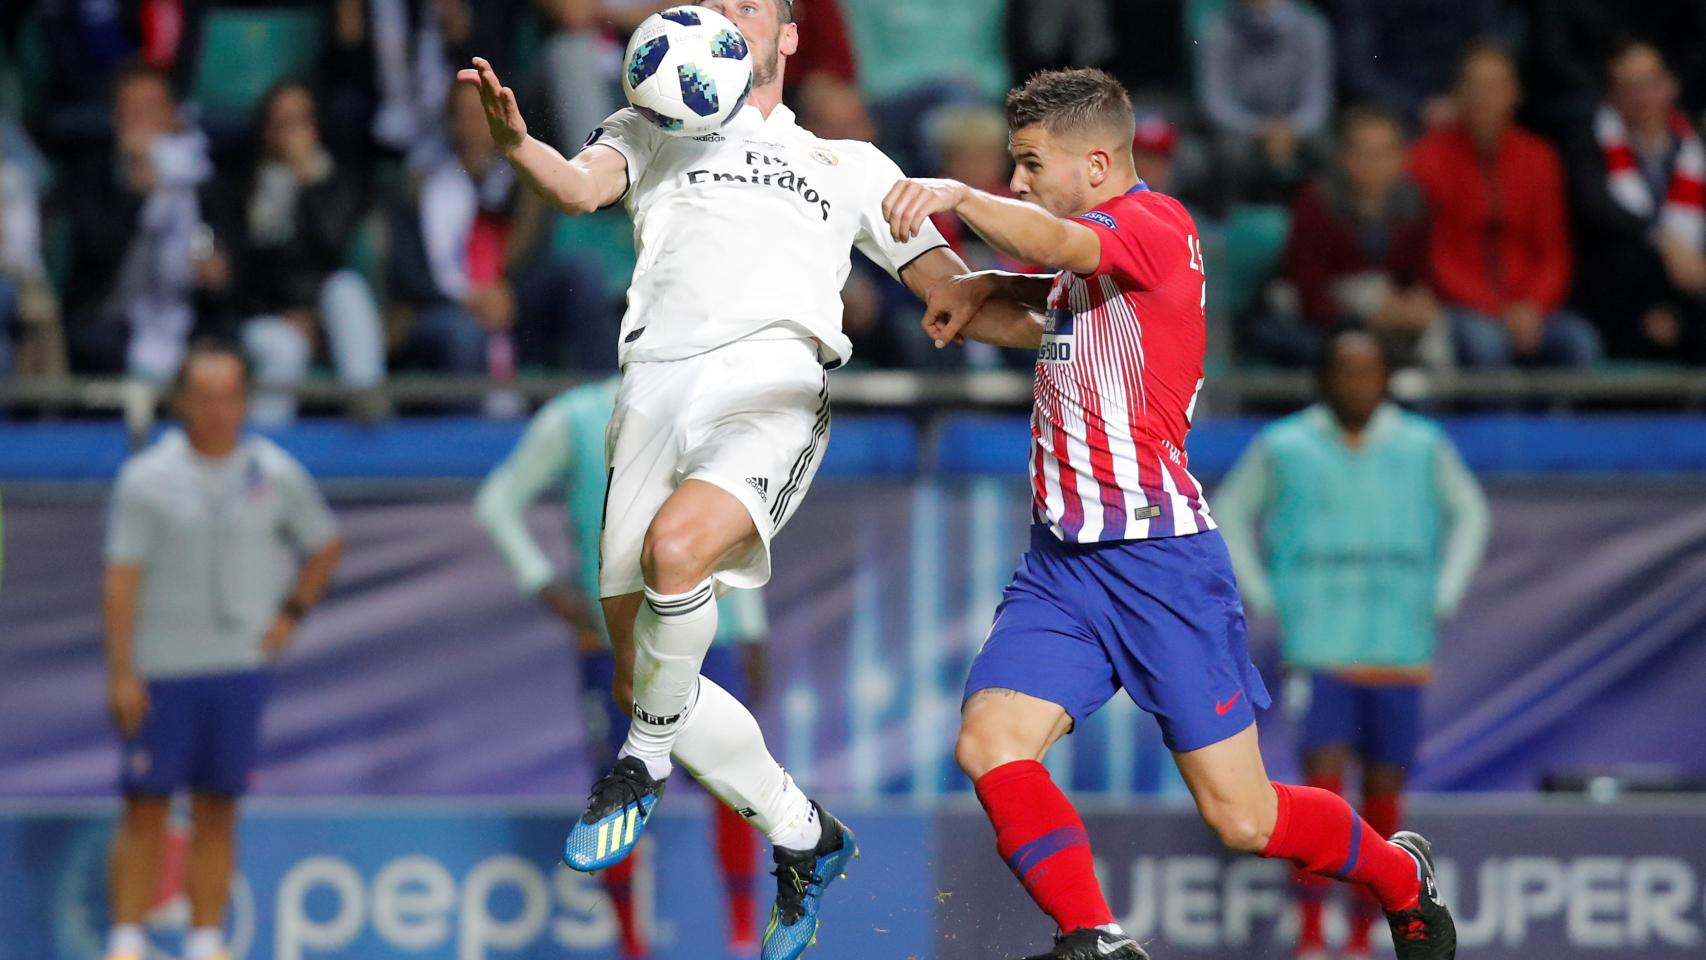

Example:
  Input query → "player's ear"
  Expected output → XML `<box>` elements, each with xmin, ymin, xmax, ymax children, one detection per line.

<box><xmin>779</xmin><ymin>21</ymin><xmax>799</xmax><ymax>57</ymax></box>
<box><xmin>1086</xmin><ymin>148</ymin><xmax>1111</xmax><ymax>188</ymax></box>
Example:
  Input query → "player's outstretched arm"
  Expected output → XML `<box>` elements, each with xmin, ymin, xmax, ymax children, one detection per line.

<box><xmin>882</xmin><ymin>178</ymin><xmax>1102</xmax><ymax>275</ymax></box>
<box><xmin>455</xmin><ymin>57</ymin><xmax>627</xmax><ymax>215</ymax></box>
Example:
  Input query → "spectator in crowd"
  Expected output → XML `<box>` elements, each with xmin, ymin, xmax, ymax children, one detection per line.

<box><xmin>784</xmin><ymin>0</ymin><xmax>876</xmax><ymax>142</ymax></box>
<box><xmin>537</xmin><ymin>1</ymin><xmax>673</xmax><ymax>152</ymax></box>
<box><xmin>35</xmin><ymin>0</ymin><xmax>212</xmax><ymax>150</ymax></box>
<box><xmin>65</xmin><ymin>62</ymin><xmax>224</xmax><ymax>381</ymax></box>
<box><xmin>1131</xmin><ymin>113</ymin><xmax>1179</xmax><ymax>196</ymax></box>
<box><xmin>1</xmin><ymin>138</ymin><xmax>65</xmax><ymax>377</ymax></box>
<box><xmin>390</xmin><ymin>81</ymin><xmax>613</xmax><ymax>379</ymax></box>
<box><xmin>1215</xmin><ymin>329</ymin><xmax>1488</xmax><ymax>960</ymax></box>
<box><xmin>1564</xmin><ymin>42</ymin><xmax>1706</xmax><ymax>364</ymax></box>
<box><xmin>103</xmin><ymin>340</ymin><xmax>342</xmax><ymax>960</ymax></box>
<box><xmin>839</xmin><ymin>0</ymin><xmax>1008</xmax><ymax>173</ymax></box>
<box><xmin>1338</xmin><ymin>0</ymin><xmax>1501</xmax><ymax>130</ymax></box>
<box><xmin>1256</xmin><ymin>106</ymin><xmax>1445</xmax><ymax>370</ymax></box>
<box><xmin>204</xmin><ymin>82</ymin><xmax>387</xmax><ymax>425</ymax></box>
<box><xmin>1199</xmin><ymin>0</ymin><xmax>1335</xmax><ymax>205</ymax></box>
<box><xmin>1525</xmin><ymin>0</ymin><xmax>1706</xmax><ymax>134</ymax></box>
<box><xmin>925</xmin><ymin>105</ymin><xmax>1015</xmax><ymax>272</ymax></box>
<box><xmin>326</xmin><ymin>0</ymin><xmax>529</xmax><ymax>167</ymax></box>
<box><xmin>1410</xmin><ymin>43</ymin><xmax>1602</xmax><ymax>368</ymax></box>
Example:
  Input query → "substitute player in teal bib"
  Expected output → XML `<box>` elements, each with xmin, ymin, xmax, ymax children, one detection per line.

<box><xmin>477</xmin><ymin>378</ymin><xmax>769</xmax><ymax>959</ymax></box>
<box><xmin>1215</xmin><ymin>331</ymin><xmax>1488</xmax><ymax>960</ymax></box>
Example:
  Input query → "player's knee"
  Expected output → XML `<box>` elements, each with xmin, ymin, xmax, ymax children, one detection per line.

<box><xmin>1200</xmin><ymin>801</ymin><xmax>1267</xmax><ymax>853</ymax></box>
<box><xmin>954</xmin><ymin>721</ymin><xmax>1028</xmax><ymax>780</ymax></box>
<box><xmin>191</xmin><ymin>793</ymin><xmax>239</xmax><ymax>831</ymax></box>
<box><xmin>640</xmin><ymin>522</ymin><xmax>710</xmax><ymax>592</ymax></box>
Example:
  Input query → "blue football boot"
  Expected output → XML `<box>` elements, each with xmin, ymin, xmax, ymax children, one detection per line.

<box><xmin>562</xmin><ymin>756</ymin><xmax>666</xmax><ymax>871</ymax></box>
<box><xmin>761</xmin><ymin>803</ymin><xmax>859</xmax><ymax>960</ymax></box>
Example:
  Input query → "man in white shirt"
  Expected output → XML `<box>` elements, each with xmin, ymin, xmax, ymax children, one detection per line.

<box><xmin>459</xmin><ymin>3</ymin><xmax>963</xmax><ymax>956</ymax></box>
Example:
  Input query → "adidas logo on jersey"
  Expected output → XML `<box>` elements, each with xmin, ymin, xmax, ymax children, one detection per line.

<box><xmin>693</xmin><ymin>132</ymin><xmax>726</xmax><ymax>142</ymax></box>
<box><xmin>746</xmin><ymin>476</ymin><xmax>769</xmax><ymax>502</ymax></box>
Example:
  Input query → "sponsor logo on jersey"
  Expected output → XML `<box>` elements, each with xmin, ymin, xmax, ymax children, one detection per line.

<box><xmin>746</xmin><ymin>476</ymin><xmax>770</xmax><ymax>502</ymax></box>
<box><xmin>693</xmin><ymin>132</ymin><xmax>726</xmax><ymax>142</ymax></box>
<box><xmin>1078</xmin><ymin>210</ymin><xmax>1118</xmax><ymax>230</ymax></box>
<box><xmin>683</xmin><ymin>149</ymin><xmax>835</xmax><ymax>220</ymax></box>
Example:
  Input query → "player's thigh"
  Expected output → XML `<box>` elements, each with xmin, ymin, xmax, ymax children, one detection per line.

<box><xmin>1096</xmin><ymin>532</ymin><xmax>1271</xmax><ymax>754</ymax></box>
<box><xmin>957</xmin><ymin>688</ymin><xmax>1076</xmax><ymax>779</ymax></box>
<box><xmin>1173</xmin><ymin>722</ymin><xmax>1278</xmax><ymax>848</ymax></box>
<box><xmin>600</xmin><ymin>364</ymin><xmax>694</xmax><ymax>599</ymax></box>
<box><xmin>678</xmin><ymin>339</ymin><xmax>830</xmax><ymax>591</ymax></box>
<box><xmin>641</xmin><ymin>478</ymin><xmax>761</xmax><ymax>589</ymax></box>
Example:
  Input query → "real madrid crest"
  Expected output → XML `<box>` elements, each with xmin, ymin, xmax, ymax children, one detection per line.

<box><xmin>810</xmin><ymin>147</ymin><xmax>839</xmax><ymax>166</ymax></box>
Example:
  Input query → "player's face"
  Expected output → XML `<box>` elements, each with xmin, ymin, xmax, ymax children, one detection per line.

<box><xmin>699</xmin><ymin>0</ymin><xmax>798</xmax><ymax>89</ymax></box>
<box><xmin>1324</xmin><ymin>337</ymin><xmax>1387</xmax><ymax>428</ymax></box>
<box><xmin>1008</xmin><ymin>125</ymin><xmax>1091</xmax><ymax>219</ymax></box>
<box><xmin>178</xmin><ymin>355</ymin><xmax>248</xmax><ymax>454</ymax></box>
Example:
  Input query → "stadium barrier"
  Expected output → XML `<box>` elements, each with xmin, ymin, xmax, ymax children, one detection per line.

<box><xmin>6</xmin><ymin>797</ymin><xmax>1705</xmax><ymax>960</ymax></box>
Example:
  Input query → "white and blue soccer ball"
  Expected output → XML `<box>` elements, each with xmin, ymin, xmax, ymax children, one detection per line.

<box><xmin>622</xmin><ymin>6</ymin><xmax>754</xmax><ymax>138</ymax></box>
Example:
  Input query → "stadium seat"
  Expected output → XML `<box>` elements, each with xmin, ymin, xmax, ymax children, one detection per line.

<box><xmin>191</xmin><ymin>8</ymin><xmax>325</xmax><ymax>117</ymax></box>
<box><xmin>1211</xmin><ymin>204</ymin><xmax>1291</xmax><ymax>324</ymax></box>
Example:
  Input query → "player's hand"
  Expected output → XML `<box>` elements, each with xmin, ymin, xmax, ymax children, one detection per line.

<box><xmin>922</xmin><ymin>272</ymin><xmax>996</xmax><ymax>348</ymax></box>
<box><xmin>456</xmin><ymin>57</ymin><xmax>528</xmax><ymax>156</ymax></box>
<box><xmin>882</xmin><ymin>178</ymin><xmax>968</xmax><ymax>244</ymax></box>
<box><xmin>537</xmin><ymin>582</ymin><xmax>604</xmax><ymax>639</ymax></box>
<box><xmin>262</xmin><ymin>613</ymin><xmax>298</xmax><ymax>661</ymax></box>
<box><xmin>109</xmin><ymin>673</ymin><xmax>150</xmax><ymax>738</ymax></box>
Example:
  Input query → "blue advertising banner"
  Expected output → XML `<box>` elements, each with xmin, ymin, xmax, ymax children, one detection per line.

<box><xmin>3</xmin><ymin>801</ymin><xmax>933</xmax><ymax>960</ymax></box>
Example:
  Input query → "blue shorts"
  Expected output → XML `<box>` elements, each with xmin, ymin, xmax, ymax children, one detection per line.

<box><xmin>582</xmin><ymin>646</ymin><xmax>749</xmax><ymax>764</ymax></box>
<box><xmin>965</xmin><ymin>526</ymin><xmax>1272</xmax><ymax>753</ymax></box>
<box><xmin>120</xmin><ymin>670</ymin><xmax>270</xmax><ymax>797</ymax></box>
<box><xmin>1300</xmin><ymin>673</ymin><xmax>1424</xmax><ymax>769</ymax></box>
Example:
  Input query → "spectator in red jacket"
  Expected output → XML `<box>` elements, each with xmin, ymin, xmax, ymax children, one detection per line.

<box><xmin>1410</xmin><ymin>42</ymin><xmax>1603</xmax><ymax>368</ymax></box>
<box><xmin>1255</xmin><ymin>105</ymin><xmax>1447</xmax><ymax>369</ymax></box>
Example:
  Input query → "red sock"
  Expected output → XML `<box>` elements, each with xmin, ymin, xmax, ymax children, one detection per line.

<box><xmin>603</xmin><ymin>857</ymin><xmax>647</xmax><ymax>959</ymax></box>
<box><xmin>1348</xmin><ymin>791</ymin><xmax>1405</xmax><ymax>948</ymax></box>
<box><xmin>1261</xmin><ymin>782</ymin><xmax>1420</xmax><ymax>914</ymax></box>
<box><xmin>714</xmin><ymin>802</ymin><xmax>759</xmax><ymax>948</ymax></box>
<box><xmin>1293</xmin><ymin>773</ymin><xmax>1342</xmax><ymax>949</ymax></box>
<box><xmin>975</xmin><ymin>760</ymin><xmax>1115</xmax><ymax>934</ymax></box>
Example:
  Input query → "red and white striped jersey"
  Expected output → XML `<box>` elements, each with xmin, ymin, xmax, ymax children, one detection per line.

<box><xmin>1030</xmin><ymin>183</ymin><xmax>1214</xmax><ymax>543</ymax></box>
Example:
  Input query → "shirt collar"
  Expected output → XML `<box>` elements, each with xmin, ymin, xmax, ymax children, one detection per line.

<box><xmin>1308</xmin><ymin>401</ymin><xmax>1400</xmax><ymax>445</ymax></box>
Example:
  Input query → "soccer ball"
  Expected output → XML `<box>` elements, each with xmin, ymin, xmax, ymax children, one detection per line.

<box><xmin>622</xmin><ymin>6</ymin><xmax>754</xmax><ymax>138</ymax></box>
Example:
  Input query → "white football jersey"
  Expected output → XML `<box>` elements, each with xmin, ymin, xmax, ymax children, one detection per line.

<box><xmin>583</xmin><ymin>104</ymin><xmax>948</xmax><ymax>367</ymax></box>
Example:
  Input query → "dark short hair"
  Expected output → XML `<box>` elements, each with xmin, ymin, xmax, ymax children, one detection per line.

<box><xmin>779</xmin><ymin>0</ymin><xmax>794</xmax><ymax>24</ymax></box>
<box><xmin>1606</xmin><ymin>38</ymin><xmax>1667</xmax><ymax>78</ymax></box>
<box><xmin>173</xmin><ymin>338</ymin><xmax>252</xmax><ymax>398</ymax></box>
<box><xmin>259</xmin><ymin>78</ymin><xmax>318</xmax><ymax>128</ymax></box>
<box><xmin>1336</xmin><ymin>103</ymin><xmax>1403</xmax><ymax>145</ymax></box>
<box><xmin>1005</xmin><ymin>68</ymin><xmax>1135</xmax><ymax>143</ymax></box>
<box><xmin>1317</xmin><ymin>326</ymin><xmax>1389</xmax><ymax>390</ymax></box>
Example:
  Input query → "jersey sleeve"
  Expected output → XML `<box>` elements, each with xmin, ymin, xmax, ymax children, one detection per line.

<box><xmin>1075</xmin><ymin>194</ymin><xmax>1191</xmax><ymax>290</ymax></box>
<box><xmin>475</xmin><ymin>398</ymin><xmax>576</xmax><ymax>595</ymax></box>
<box><xmin>275</xmin><ymin>454</ymin><xmax>339</xmax><ymax>554</ymax></box>
<box><xmin>853</xmin><ymin>144</ymin><xmax>949</xmax><ymax>279</ymax></box>
<box><xmin>104</xmin><ymin>463</ymin><xmax>156</xmax><ymax>565</ymax></box>
<box><xmin>580</xmin><ymin>108</ymin><xmax>666</xmax><ymax>191</ymax></box>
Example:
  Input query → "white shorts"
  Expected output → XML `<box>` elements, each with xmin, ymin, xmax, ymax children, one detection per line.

<box><xmin>599</xmin><ymin>337</ymin><xmax>831</xmax><ymax>597</ymax></box>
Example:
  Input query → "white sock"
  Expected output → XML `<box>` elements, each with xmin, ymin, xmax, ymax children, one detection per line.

<box><xmin>618</xmin><ymin>580</ymin><xmax>718</xmax><ymax>780</ymax></box>
<box><xmin>185</xmin><ymin>927</ymin><xmax>225</xmax><ymax>960</ymax></box>
<box><xmin>673</xmin><ymin>675</ymin><xmax>824</xmax><ymax>852</ymax></box>
<box><xmin>106</xmin><ymin>925</ymin><xmax>146</xmax><ymax>957</ymax></box>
